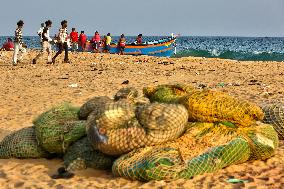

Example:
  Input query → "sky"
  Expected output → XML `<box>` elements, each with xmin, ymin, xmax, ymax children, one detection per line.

<box><xmin>0</xmin><ymin>0</ymin><xmax>283</xmax><ymax>37</ymax></box>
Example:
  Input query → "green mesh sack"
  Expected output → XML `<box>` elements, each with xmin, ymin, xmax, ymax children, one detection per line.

<box><xmin>34</xmin><ymin>103</ymin><xmax>86</xmax><ymax>154</ymax></box>
<box><xmin>63</xmin><ymin>137</ymin><xmax>114</xmax><ymax>172</ymax></box>
<box><xmin>180</xmin><ymin>90</ymin><xmax>264</xmax><ymax>127</ymax></box>
<box><xmin>262</xmin><ymin>102</ymin><xmax>284</xmax><ymax>139</ymax></box>
<box><xmin>112</xmin><ymin>122</ymin><xmax>278</xmax><ymax>181</ymax></box>
<box><xmin>79</xmin><ymin>96</ymin><xmax>112</xmax><ymax>119</ymax></box>
<box><xmin>143</xmin><ymin>84</ymin><xmax>195</xmax><ymax>103</ymax></box>
<box><xmin>87</xmin><ymin>102</ymin><xmax>189</xmax><ymax>156</ymax></box>
<box><xmin>247</xmin><ymin>122</ymin><xmax>279</xmax><ymax>160</ymax></box>
<box><xmin>0</xmin><ymin>127</ymin><xmax>50</xmax><ymax>159</ymax></box>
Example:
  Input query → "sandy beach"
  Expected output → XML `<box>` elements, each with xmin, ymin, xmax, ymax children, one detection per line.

<box><xmin>0</xmin><ymin>50</ymin><xmax>283</xmax><ymax>189</ymax></box>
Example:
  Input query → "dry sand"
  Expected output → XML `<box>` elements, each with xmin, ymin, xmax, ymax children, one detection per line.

<box><xmin>0</xmin><ymin>50</ymin><xmax>283</xmax><ymax>189</ymax></box>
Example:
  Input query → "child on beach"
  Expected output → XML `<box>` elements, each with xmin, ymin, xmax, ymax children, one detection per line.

<box><xmin>32</xmin><ymin>20</ymin><xmax>53</xmax><ymax>64</ymax></box>
<box><xmin>12</xmin><ymin>20</ymin><xmax>26</xmax><ymax>66</ymax></box>
<box><xmin>52</xmin><ymin>20</ymin><xmax>70</xmax><ymax>63</ymax></box>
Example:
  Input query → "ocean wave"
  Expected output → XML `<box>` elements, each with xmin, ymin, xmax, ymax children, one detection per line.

<box><xmin>172</xmin><ymin>49</ymin><xmax>284</xmax><ymax>61</ymax></box>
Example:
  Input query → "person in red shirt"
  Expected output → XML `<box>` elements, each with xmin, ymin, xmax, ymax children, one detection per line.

<box><xmin>1</xmin><ymin>38</ymin><xmax>14</xmax><ymax>51</ymax></box>
<box><xmin>136</xmin><ymin>34</ymin><xmax>142</xmax><ymax>44</ymax></box>
<box><xmin>70</xmin><ymin>28</ymin><xmax>78</xmax><ymax>52</ymax></box>
<box><xmin>91</xmin><ymin>31</ymin><xmax>100</xmax><ymax>52</ymax></box>
<box><xmin>78</xmin><ymin>31</ymin><xmax>87</xmax><ymax>51</ymax></box>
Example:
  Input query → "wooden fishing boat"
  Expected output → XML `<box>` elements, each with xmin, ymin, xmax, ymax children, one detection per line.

<box><xmin>84</xmin><ymin>37</ymin><xmax>176</xmax><ymax>57</ymax></box>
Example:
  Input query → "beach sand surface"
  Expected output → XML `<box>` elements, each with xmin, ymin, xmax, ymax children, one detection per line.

<box><xmin>0</xmin><ymin>50</ymin><xmax>283</xmax><ymax>189</ymax></box>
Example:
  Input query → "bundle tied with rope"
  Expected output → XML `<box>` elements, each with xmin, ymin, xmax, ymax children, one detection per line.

<box><xmin>86</xmin><ymin>101</ymin><xmax>189</xmax><ymax>156</ymax></box>
<box><xmin>112</xmin><ymin>122</ymin><xmax>279</xmax><ymax>181</ymax></box>
<box><xmin>34</xmin><ymin>103</ymin><xmax>86</xmax><ymax>154</ymax></box>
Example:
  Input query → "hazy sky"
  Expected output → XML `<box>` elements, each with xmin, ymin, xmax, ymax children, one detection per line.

<box><xmin>0</xmin><ymin>0</ymin><xmax>283</xmax><ymax>37</ymax></box>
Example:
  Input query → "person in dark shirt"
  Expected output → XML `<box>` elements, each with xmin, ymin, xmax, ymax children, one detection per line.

<box><xmin>12</xmin><ymin>20</ymin><xmax>26</xmax><ymax>65</ymax></box>
<box><xmin>33</xmin><ymin>20</ymin><xmax>53</xmax><ymax>64</ymax></box>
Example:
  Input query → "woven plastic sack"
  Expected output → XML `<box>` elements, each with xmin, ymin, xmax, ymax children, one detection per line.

<box><xmin>262</xmin><ymin>102</ymin><xmax>284</xmax><ymax>139</ymax></box>
<box><xmin>0</xmin><ymin>127</ymin><xmax>50</xmax><ymax>159</ymax></box>
<box><xmin>180</xmin><ymin>90</ymin><xmax>264</xmax><ymax>127</ymax></box>
<box><xmin>143</xmin><ymin>84</ymin><xmax>195</xmax><ymax>103</ymax></box>
<box><xmin>63</xmin><ymin>137</ymin><xmax>114</xmax><ymax>172</ymax></box>
<box><xmin>87</xmin><ymin>101</ymin><xmax>189</xmax><ymax>156</ymax></box>
<box><xmin>34</xmin><ymin>103</ymin><xmax>86</xmax><ymax>154</ymax></box>
<box><xmin>112</xmin><ymin>122</ymin><xmax>278</xmax><ymax>181</ymax></box>
<box><xmin>79</xmin><ymin>96</ymin><xmax>112</xmax><ymax>119</ymax></box>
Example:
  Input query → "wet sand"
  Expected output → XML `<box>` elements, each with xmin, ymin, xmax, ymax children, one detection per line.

<box><xmin>0</xmin><ymin>50</ymin><xmax>283</xmax><ymax>188</ymax></box>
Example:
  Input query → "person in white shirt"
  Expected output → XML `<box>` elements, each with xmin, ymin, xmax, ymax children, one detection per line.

<box><xmin>33</xmin><ymin>20</ymin><xmax>53</xmax><ymax>64</ymax></box>
<box><xmin>37</xmin><ymin>23</ymin><xmax>44</xmax><ymax>45</ymax></box>
<box><xmin>52</xmin><ymin>20</ymin><xmax>70</xmax><ymax>63</ymax></box>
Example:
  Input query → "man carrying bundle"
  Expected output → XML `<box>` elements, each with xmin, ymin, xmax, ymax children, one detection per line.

<box><xmin>33</xmin><ymin>20</ymin><xmax>53</xmax><ymax>64</ymax></box>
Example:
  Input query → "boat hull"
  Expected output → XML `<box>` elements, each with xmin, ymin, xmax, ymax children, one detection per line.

<box><xmin>84</xmin><ymin>38</ymin><xmax>175</xmax><ymax>57</ymax></box>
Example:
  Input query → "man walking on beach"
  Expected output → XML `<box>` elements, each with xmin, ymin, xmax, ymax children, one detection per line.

<box><xmin>12</xmin><ymin>20</ymin><xmax>26</xmax><ymax>66</ymax></box>
<box><xmin>33</xmin><ymin>20</ymin><xmax>53</xmax><ymax>64</ymax></box>
<box><xmin>52</xmin><ymin>20</ymin><xmax>70</xmax><ymax>63</ymax></box>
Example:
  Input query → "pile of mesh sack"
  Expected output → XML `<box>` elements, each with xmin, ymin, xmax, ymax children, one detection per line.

<box><xmin>111</xmin><ymin>84</ymin><xmax>279</xmax><ymax>181</ymax></box>
<box><xmin>0</xmin><ymin>84</ymin><xmax>280</xmax><ymax>181</ymax></box>
<box><xmin>0</xmin><ymin>103</ymin><xmax>115</xmax><ymax>172</ymax></box>
<box><xmin>113</xmin><ymin>122</ymin><xmax>278</xmax><ymax>181</ymax></box>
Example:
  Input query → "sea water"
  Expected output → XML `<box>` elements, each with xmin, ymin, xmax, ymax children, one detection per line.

<box><xmin>1</xmin><ymin>36</ymin><xmax>284</xmax><ymax>61</ymax></box>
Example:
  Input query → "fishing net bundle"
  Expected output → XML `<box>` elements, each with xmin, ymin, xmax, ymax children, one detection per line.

<box><xmin>114</xmin><ymin>87</ymin><xmax>150</xmax><ymax>106</ymax></box>
<box><xmin>63</xmin><ymin>137</ymin><xmax>114</xmax><ymax>172</ymax></box>
<box><xmin>112</xmin><ymin>122</ymin><xmax>279</xmax><ymax>181</ymax></box>
<box><xmin>34</xmin><ymin>103</ymin><xmax>86</xmax><ymax>154</ymax></box>
<box><xmin>86</xmin><ymin>101</ymin><xmax>189</xmax><ymax>156</ymax></box>
<box><xmin>262</xmin><ymin>102</ymin><xmax>284</xmax><ymax>139</ymax></box>
<box><xmin>114</xmin><ymin>87</ymin><xmax>139</xmax><ymax>101</ymax></box>
<box><xmin>0</xmin><ymin>126</ymin><xmax>50</xmax><ymax>159</ymax></box>
<box><xmin>79</xmin><ymin>96</ymin><xmax>113</xmax><ymax>120</ymax></box>
<box><xmin>143</xmin><ymin>84</ymin><xmax>195</xmax><ymax>103</ymax></box>
<box><xmin>179</xmin><ymin>90</ymin><xmax>264</xmax><ymax>127</ymax></box>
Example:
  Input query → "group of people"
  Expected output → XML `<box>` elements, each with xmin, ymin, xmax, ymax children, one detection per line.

<box><xmin>9</xmin><ymin>19</ymin><xmax>144</xmax><ymax>65</ymax></box>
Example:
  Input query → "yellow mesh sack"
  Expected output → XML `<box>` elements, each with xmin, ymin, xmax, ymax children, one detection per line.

<box><xmin>180</xmin><ymin>90</ymin><xmax>264</xmax><ymax>127</ymax></box>
<box><xmin>112</xmin><ymin>122</ymin><xmax>278</xmax><ymax>181</ymax></box>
